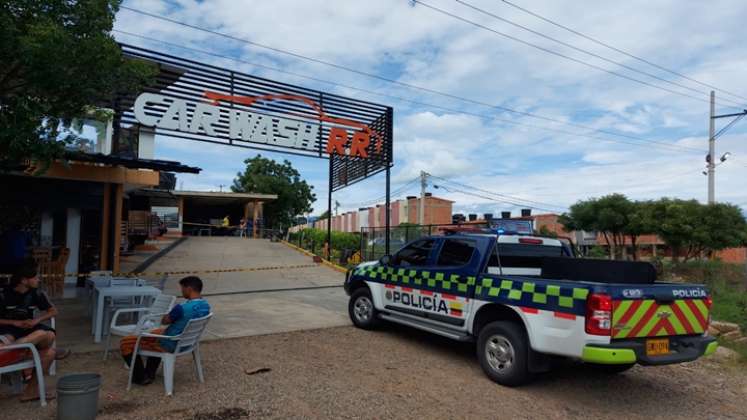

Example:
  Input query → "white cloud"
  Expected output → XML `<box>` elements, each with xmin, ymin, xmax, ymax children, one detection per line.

<box><xmin>113</xmin><ymin>0</ymin><xmax>747</xmax><ymax>216</ymax></box>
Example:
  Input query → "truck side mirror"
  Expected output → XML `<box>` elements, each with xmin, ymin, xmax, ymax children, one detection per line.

<box><xmin>379</xmin><ymin>255</ymin><xmax>392</xmax><ymax>266</ymax></box>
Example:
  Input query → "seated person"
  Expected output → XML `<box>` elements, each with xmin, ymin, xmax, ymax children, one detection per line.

<box><xmin>1</xmin><ymin>333</ymin><xmax>56</xmax><ymax>402</ymax></box>
<box><xmin>0</xmin><ymin>261</ymin><xmax>68</xmax><ymax>402</ymax></box>
<box><xmin>120</xmin><ymin>276</ymin><xmax>211</xmax><ymax>385</ymax></box>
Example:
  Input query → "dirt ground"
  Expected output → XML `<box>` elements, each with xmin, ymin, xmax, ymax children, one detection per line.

<box><xmin>1</xmin><ymin>325</ymin><xmax>746</xmax><ymax>420</ymax></box>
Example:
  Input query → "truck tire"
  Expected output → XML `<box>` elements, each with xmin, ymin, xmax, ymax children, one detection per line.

<box><xmin>349</xmin><ymin>288</ymin><xmax>379</xmax><ymax>330</ymax></box>
<box><xmin>477</xmin><ymin>321</ymin><xmax>533</xmax><ymax>386</ymax></box>
<box><xmin>589</xmin><ymin>363</ymin><xmax>635</xmax><ymax>374</ymax></box>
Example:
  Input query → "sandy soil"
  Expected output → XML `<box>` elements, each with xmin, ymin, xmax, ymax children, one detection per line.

<box><xmin>1</xmin><ymin>325</ymin><xmax>745</xmax><ymax>419</ymax></box>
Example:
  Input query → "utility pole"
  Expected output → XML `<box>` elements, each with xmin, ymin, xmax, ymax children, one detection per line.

<box><xmin>708</xmin><ymin>91</ymin><xmax>716</xmax><ymax>204</ymax></box>
<box><xmin>706</xmin><ymin>93</ymin><xmax>746</xmax><ymax>204</ymax></box>
<box><xmin>419</xmin><ymin>171</ymin><xmax>428</xmax><ymax>225</ymax></box>
<box><xmin>334</xmin><ymin>200</ymin><xmax>340</xmax><ymax>216</ymax></box>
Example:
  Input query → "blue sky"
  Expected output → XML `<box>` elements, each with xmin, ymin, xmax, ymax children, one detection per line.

<box><xmin>113</xmin><ymin>0</ymin><xmax>747</xmax><ymax>217</ymax></box>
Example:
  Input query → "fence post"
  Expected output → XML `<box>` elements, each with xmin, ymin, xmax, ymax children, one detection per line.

<box><xmin>405</xmin><ymin>225</ymin><xmax>410</xmax><ymax>243</ymax></box>
<box><xmin>428</xmin><ymin>225</ymin><xmax>432</xmax><ymax>235</ymax></box>
<box><xmin>359</xmin><ymin>228</ymin><xmax>364</xmax><ymax>262</ymax></box>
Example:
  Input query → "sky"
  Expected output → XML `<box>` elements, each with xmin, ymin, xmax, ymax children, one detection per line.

<box><xmin>112</xmin><ymin>0</ymin><xmax>747</xmax><ymax>217</ymax></box>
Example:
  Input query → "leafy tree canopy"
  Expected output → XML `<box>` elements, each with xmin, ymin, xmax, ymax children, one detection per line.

<box><xmin>652</xmin><ymin>199</ymin><xmax>747</xmax><ymax>261</ymax></box>
<box><xmin>0</xmin><ymin>0</ymin><xmax>155</xmax><ymax>169</ymax></box>
<box><xmin>232</xmin><ymin>155</ymin><xmax>316</xmax><ymax>229</ymax></box>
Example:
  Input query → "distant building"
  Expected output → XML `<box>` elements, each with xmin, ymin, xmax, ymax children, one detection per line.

<box><xmin>290</xmin><ymin>194</ymin><xmax>454</xmax><ymax>233</ymax></box>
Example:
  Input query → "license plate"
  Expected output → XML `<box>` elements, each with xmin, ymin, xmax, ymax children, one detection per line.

<box><xmin>646</xmin><ymin>338</ymin><xmax>670</xmax><ymax>356</ymax></box>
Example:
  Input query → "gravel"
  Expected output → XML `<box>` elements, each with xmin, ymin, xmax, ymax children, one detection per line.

<box><xmin>2</xmin><ymin>325</ymin><xmax>746</xmax><ymax>419</ymax></box>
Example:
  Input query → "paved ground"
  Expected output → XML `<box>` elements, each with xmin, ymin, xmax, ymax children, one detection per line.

<box><xmin>53</xmin><ymin>237</ymin><xmax>348</xmax><ymax>353</ymax></box>
<box><xmin>150</xmin><ymin>237</ymin><xmax>342</xmax><ymax>295</ymax></box>
<box><xmin>2</xmin><ymin>325</ymin><xmax>745</xmax><ymax>420</ymax></box>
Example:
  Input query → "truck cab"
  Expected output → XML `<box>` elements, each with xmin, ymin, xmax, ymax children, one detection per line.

<box><xmin>344</xmin><ymin>231</ymin><xmax>717</xmax><ymax>386</ymax></box>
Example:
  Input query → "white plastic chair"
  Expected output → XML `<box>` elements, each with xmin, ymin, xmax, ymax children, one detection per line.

<box><xmin>103</xmin><ymin>294</ymin><xmax>177</xmax><ymax>360</ymax></box>
<box><xmin>102</xmin><ymin>278</ymin><xmax>143</xmax><ymax>335</ymax></box>
<box><xmin>87</xmin><ymin>270</ymin><xmax>113</xmax><ymax>316</ymax></box>
<box><xmin>127</xmin><ymin>313</ymin><xmax>213</xmax><ymax>396</ymax></box>
<box><xmin>0</xmin><ymin>343</ymin><xmax>48</xmax><ymax>407</ymax></box>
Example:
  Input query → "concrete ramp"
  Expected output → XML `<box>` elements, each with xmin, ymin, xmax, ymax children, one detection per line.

<box><xmin>146</xmin><ymin>237</ymin><xmax>344</xmax><ymax>295</ymax></box>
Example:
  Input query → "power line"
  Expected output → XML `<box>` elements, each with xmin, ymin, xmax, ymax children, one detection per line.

<box><xmin>412</xmin><ymin>0</ymin><xmax>742</xmax><ymax>110</ymax></box>
<box><xmin>116</xmin><ymin>7</ymin><xmax>704</xmax><ymax>154</ymax></box>
<box><xmin>340</xmin><ymin>177</ymin><xmax>421</xmax><ymax>208</ymax></box>
<box><xmin>454</xmin><ymin>0</ymin><xmax>747</xmax><ymax>109</ymax></box>
<box><xmin>429</xmin><ymin>174</ymin><xmax>568</xmax><ymax>211</ymax></box>
<box><xmin>498</xmin><ymin>0</ymin><xmax>747</xmax><ymax>104</ymax></box>
<box><xmin>713</xmin><ymin>114</ymin><xmax>746</xmax><ymax>140</ymax></box>
<box><xmin>433</xmin><ymin>183</ymin><xmax>564</xmax><ymax>213</ymax></box>
<box><xmin>113</xmin><ymin>30</ymin><xmax>702</xmax><ymax>155</ymax></box>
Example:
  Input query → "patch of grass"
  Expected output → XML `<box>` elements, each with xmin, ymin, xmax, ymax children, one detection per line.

<box><xmin>717</xmin><ymin>337</ymin><xmax>747</xmax><ymax>364</ymax></box>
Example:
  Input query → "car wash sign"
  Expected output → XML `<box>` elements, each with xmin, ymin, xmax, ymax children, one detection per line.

<box><xmin>117</xmin><ymin>44</ymin><xmax>392</xmax><ymax>190</ymax></box>
<box><xmin>133</xmin><ymin>91</ymin><xmax>383</xmax><ymax>159</ymax></box>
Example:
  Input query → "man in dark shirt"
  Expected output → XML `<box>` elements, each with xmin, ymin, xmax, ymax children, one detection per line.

<box><xmin>0</xmin><ymin>261</ymin><xmax>69</xmax><ymax>401</ymax></box>
<box><xmin>0</xmin><ymin>261</ymin><xmax>70</xmax><ymax>358</ymax></box>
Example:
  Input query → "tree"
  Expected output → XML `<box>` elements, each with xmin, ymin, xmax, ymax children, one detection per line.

<box><xmin>535</xmin><ymin>225</ymin><xmax>558</xmax><ymax>238</ymax></box>
<box><xmin>560</xmin><ymin>194</ymin><xmax>635</xmax><ymax>259</ymax></box>
<box><xmin>0</xmin><ymin>1</ymin><xmax>155</xmax><ymax>170</ymax></box>
<box><xmin>232</xmin><ymin>155</ymin><xmax>316</xmax><ymax>229</ymax></box>
<box><xmin>318</xmin><ymin>210</ymin><xmax>331</xmax><ymax>220</ymax></box>
<box><xmin>652</xmin><ymin>199</ymin><xmax>747</xmax><ymax>262</ymax></box>
<box><xmin>624</xmin><ymin>200</ymin><xmax>656</xmax><ymax>260</ymax></box>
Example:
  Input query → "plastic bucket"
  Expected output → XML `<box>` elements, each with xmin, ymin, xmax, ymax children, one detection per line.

<box><xmin>57</xmin><ymin>373</ymin><xmax>101</xmax><ymax>420</ymax></box>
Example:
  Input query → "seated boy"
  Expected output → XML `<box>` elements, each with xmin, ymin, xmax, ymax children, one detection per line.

<box><xmin>120</xmin><ymin>276</ymin><xmax>211</xmax><ymax>385</ymax></box>
<box><xmin>0</xmin><ymin>261</ymin><xmax>70</xmax><ymax>358</ymax></box>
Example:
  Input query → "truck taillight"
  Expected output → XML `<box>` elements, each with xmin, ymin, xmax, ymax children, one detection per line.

<box><xmin>585</xmin><ymin>293</ymin><xmax>612</xmax><ymax>336</ymax></box>
<box><xmin>705</xmin><ymin>295</ymin><xmax>713</xmax><ymax>326</ymax></box>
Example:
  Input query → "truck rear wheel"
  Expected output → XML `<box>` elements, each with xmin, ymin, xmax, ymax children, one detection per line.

<box><xmin>477</xmin><ymin>321</ymin><xmax>533</xmax><ymax>386</ymax></box>
<box><xmin>348</xmin><ymin>288</ymin><xmax>379</xmax><ymax>330</ymax></box>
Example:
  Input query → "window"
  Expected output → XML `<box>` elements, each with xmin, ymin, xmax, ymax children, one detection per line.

<box><xmin>393</xmin><ymin>239</ymin><xmax>435</xmax><ymax>267</ymax></box>
<box><xmin>496</xmin><ymin>243</ymin><xmax>565</xmax><ymax>268</ymax></box>
<box><xmin>437</xmin><ymin>239</ymin><xmax>476</xmax><ymax>267</ymax></box>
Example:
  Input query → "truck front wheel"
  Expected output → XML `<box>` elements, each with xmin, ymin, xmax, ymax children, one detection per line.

<box><xmin>477</xmin><ymin>321</ymin><xmax>533</xmax><ymax>386</ymax></box>
<box><xmin>348</xmin><ymin>288</ymin><xmax>379</xmax><ymax>330</ymax></box>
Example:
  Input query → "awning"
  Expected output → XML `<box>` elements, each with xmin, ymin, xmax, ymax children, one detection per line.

<box><xmin>64</xmin><ymin>151</ymin><xmax>201</xmax><ymax>174</ymax></box>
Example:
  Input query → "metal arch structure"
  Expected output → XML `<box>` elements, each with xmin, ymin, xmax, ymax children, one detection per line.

<box><xmin>112</xmin><ymin>44</ymin><xmax>394</xmax><ymax>254</ymax></box>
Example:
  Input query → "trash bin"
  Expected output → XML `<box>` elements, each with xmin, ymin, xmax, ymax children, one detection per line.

<box><xmin>57</xmin><ymin>373</ymin><xmax>101</xmax><ymax>420</ymax></box>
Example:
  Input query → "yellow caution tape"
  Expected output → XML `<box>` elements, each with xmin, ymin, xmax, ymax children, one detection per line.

<box><xmin>0</xmin><ymin>263</ymin><xmax>320</xmax><ymax>279</ymax></box>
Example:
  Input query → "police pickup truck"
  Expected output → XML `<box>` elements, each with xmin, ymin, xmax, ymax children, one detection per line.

<box><xmin>344</xmin><ymin>230</ymin><xmax>717</xmax><ymax>386</ymax></box>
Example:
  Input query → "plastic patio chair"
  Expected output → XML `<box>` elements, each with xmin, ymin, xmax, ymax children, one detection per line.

<box><xmin>127</xmin><ymin>313</ymin><xmax>213</xmax><ymax>396</ymax></box>
<box><xmin>103</xmin><ymin>294</ymin><xmax>177</xmax><ymax>360</ymax></box>
<box><xmin>0</xmin><ymin>343</ymin><xmax>48</xmax><ymax>407</ymax></box>
<box><xmin>101</xmin><ymin>278</ymin><xmax>143</xmax><ymax>336</ymax></box>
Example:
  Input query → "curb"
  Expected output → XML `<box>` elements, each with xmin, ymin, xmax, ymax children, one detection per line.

<box><xmin>280</xmin><ymin>240</ymin><xmax>349</xmax><ymax>274</ymax></box>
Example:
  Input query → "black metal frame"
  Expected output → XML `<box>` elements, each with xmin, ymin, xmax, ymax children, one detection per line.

<box><xmin>115</xmin><ymin>43</ymin><xmax>394</xmax><ymax>253</ymax></box>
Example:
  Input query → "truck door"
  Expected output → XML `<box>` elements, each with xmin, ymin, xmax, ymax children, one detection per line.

<box><xmin>382</xmin><ymin>237</ymin><xmax>477</xmax><ymax>330</ymax></box>
<box><xmin>380</xmin><ymin>238</ymin><xmax>436</xmax><ymax>314</ymax></box>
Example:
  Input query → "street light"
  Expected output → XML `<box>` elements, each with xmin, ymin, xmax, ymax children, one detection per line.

<box><xmin>720</xmin><ymin>152</ymin><xmax>731</xmax><ymax>162</ymax></box>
